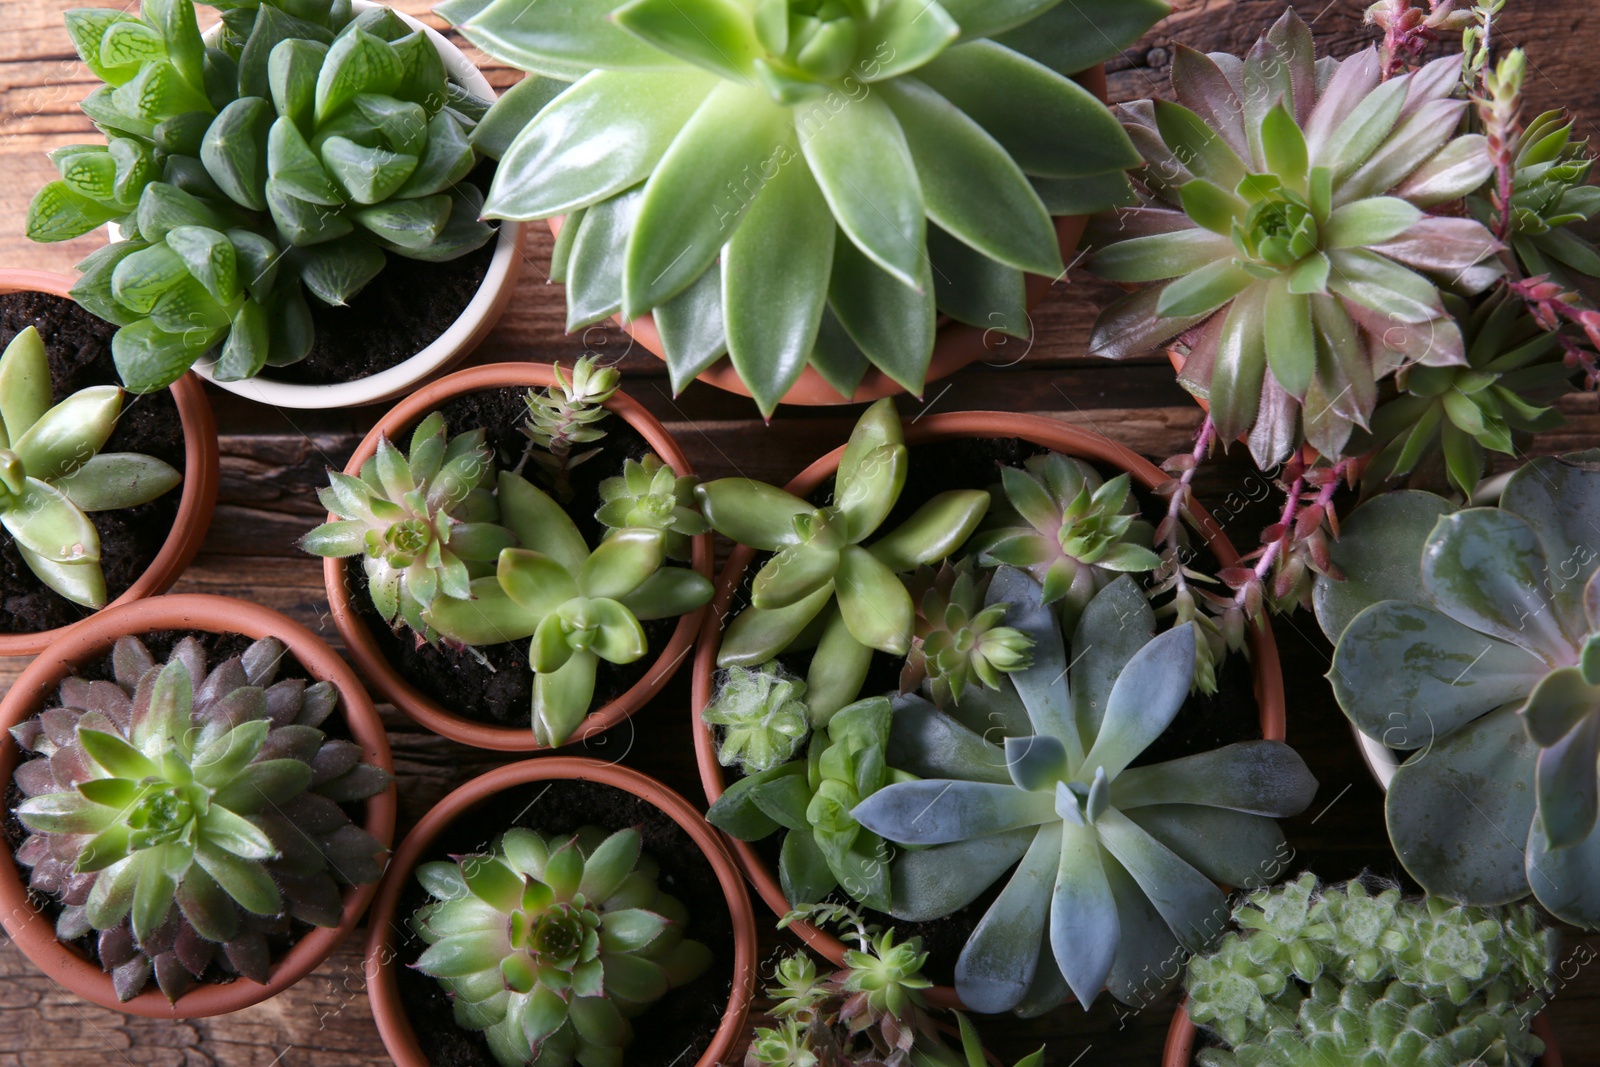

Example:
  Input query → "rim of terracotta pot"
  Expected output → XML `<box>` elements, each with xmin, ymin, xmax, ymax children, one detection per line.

<box><xmin>0</xmin><ymin>593</ymin><xmax>397</xmax><ymax>1017</ymax></box>
<box><xmin>545</xmin><ymin>65</ymin><xmax>1108</xmax><ymax>408</ymax></box>
<box><xmin>1161</xmin><ymin>999</ymin><xmax>1563</xmax><ymax>1067</ymax></box>
<box><xmin>0</xmin><ymin>270</ymin><xmax>220</xmax><ymax>659</ymax></box>
<box><xmin>323</xmin><ymin>362</ymin><xmax>713</xmax><ymax>751</ymax></box>
<box><xmin>364</xmin><ymin>756</ymin><xmax>758</xmax><ymax>1067</ymax></box>
<box><xmin>691</xmin><ymin>410</ymin><xmax>1288</xmax><ymax>1010</ymax></box>
<box><xmin>165</xmin><ymin>3</ymin><xmax>526</xmax><ymax>411</ymax></box>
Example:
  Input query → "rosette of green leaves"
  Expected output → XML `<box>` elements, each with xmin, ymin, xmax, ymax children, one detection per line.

<box><xmin>852</xmin><ymin>569</ymin><xmax>1317</xmax><ymax>1014</ymax></box>
<box><xmin>1315</xmin><ymin>454</ymin><xmax>1600</xmax><ymax>929</ymax></box>
<box><xmin>412</xmin><ymin>826</ymin><xmax>711</xmax><ymax>1067</ymax></box>
<box><xmin>967</xmin><ymin>454</ymin><xmax>1159</xmax><ymax>624</ymax></box>
<box><xmin>702</xmin><ymin>663</ymin><xmax>813</xmax><ymax>775</ymax></box>
<box><xmin>0</xmin><ymin>327</ymin><xmax>182</xmax><ymax>608</ymax></box>
<box><xmin>425</xmin><ymin>470</ymin><xmax>713</xmax><ymax>747</ymax></box>
<box><xmin>299</xmin><ymin>411</ymin><xmax>515</xmax><ymax>639</ymax></box>
<box><xmin>901</xmin><ymin>560</ymin><xmax>1034</xmax><ymax>708</ymax></box>
<box><xmin>1476</xmin><ymin>110</ymin><xmax>1600</xmax><ymax>290</ymax></box>
<box><xmin>708</xmin><ymin>696</ymin><xmax>913</xmax><ymax>914</ymax></box>
<box><xmin>1089</xmin><ymin>10</ymin><xmax>1502</xmax><ymax>466</ymax></box>
<box><xmin>1186</xmin><ymin>874</ymin><xmax>1553</xmax><ymax>1067</ymax></box>
<box><xmin>10</xmin><ymin>635</ymin><xmax>391</xmax><ymax>1001</ymax></box>
<box><xmin>1359</xmin><ymin>292</ymin><xmax>1570</xmax><ymax>498</ymax></box>
<box><xmin>697</xmin><ymin>399</ymin><xmax>990</xmax><ymax>724</ymax></box>
<box><xmin>597</xmin><ymin>454</ymin><xmax>707</xmax><ymax>562</ymax></box>
<box><xmin>436</xmin><ymin>0</ymin><xmax>1168</xmax><ymax>414</ymax></box>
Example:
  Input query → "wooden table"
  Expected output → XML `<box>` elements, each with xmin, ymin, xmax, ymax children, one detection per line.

<box><xmin>3</xmin><ymin>1</ymin><xmax>1599</xmax><ymax>1063</ymax></box>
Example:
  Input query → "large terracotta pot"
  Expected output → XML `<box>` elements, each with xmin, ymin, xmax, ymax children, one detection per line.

<box><xmin>0</xmin><ymin>270</ymin><xmax>219</xmax><ymax>658</ymax></box>
<box><xmin>365</xmin><ymin>756</ymin><xmax>758</xmax><ymax>1067</ymax></box>
<box><xmin>323</xmin><ymin>362</ymin><xmax>712</xmax><ymax>751</ymax></box>
<box><xmin>0</xmin><ymin>594</ymin><xmax>397</xmax><ymax>1017</ymax></box>
<box><xmin>692</xmin><ymin>410</ymin><xmax>1289</xmax><ymax>1009</ymax></box>
<box><xmin>547</xmin><ymin>66</ymin><xmax>1110</xmax><ymax>409</ymax></box>
<box><xmin>1161</xmin><ymin>1000</ymin><xmax>1563</xmax><ymax>1067</ymax></box>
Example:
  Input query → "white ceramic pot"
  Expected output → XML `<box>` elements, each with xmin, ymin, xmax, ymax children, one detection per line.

<box><xmin>178</xmin><ymin>3</ymin><xmax>525</xmax><ymax>409</ymax></box>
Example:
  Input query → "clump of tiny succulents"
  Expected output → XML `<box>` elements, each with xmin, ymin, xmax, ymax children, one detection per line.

<box><xmin>302</xmin><ymin>358</ymin><xmax>712</xmax><ymax>747</ymax></box>
<box><xmin>412</xmin><ymin>825</ymin><xmax>712</xmax><ymax>1067</ymax></box>
<box><xmin>0</xmin><ymin>326</ymin><xmax>182</xmax><ymax>608</ymax></box>
<box><xmin>747</xmin><ymin>904</ymin><xmax>1042</xmax><ymax>1067</ymax></box>
<box><xmin>27</xmin><ymin>0</ymin><xmax>494</xmax><ymax>392</ymax></box>
<box><xmin>436</xmin><ymin>0</ymin><xmax>1170</xmax><ymax>413</ymax></box>
<box><xmin>1085</xmin><ymin>0</ymin><xmax>1600</xmax><ymax>669</ymax></box>
<box><xmin>1316</xmin><ymin>453</ymin><xmax>1600</xmax><ymax>930</ymax></box>
<box><xmin>1185</xmin><ymin>874</ymin><xmax>1553</xmax><ymax>1067</ymax></box>
<box><xmin>900</xmin><ymin>561</ymin><xmax>1034</xmax><ymax>709</ymax></box>
<box><xmin>11</xmin><ymin>634</ymin><xmax>391</xmax><ymax>1001</ymax></box>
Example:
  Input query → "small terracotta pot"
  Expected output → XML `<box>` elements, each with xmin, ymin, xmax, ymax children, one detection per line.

<box><xmin>547</xmin><ymin>66</ymin><xmax>1109</xmax><ymax>409</ymax></box>
<box><xmin>365</xmin><ymin>756</ymin><xmax>757</xmax><ymax>1067</ymax></box>
<box><xmin>692</xmin><ymin>411</ymin><xmax>1288</xmax><ymax>1009</ymax></box>
<box><xmin>0</xmin><ymin>270</ymin><xmax>219</xmax><ymax>659</ymax></box>
<box><xmin>1161</xmin><ymin>1000</ymin><xmax>1563</xmax><ymax>1067</ymax></box>
<box><xmin>0</xmin><ymin>594</ymin><xmax>397</xmax><ymax>1017</ymax></box>
<box><xmin>323</xmin><ymin>362</ymin><xmax>713</xmax><ymax>751</ymax></box>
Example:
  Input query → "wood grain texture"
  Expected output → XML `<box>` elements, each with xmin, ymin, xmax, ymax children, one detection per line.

<box><xmin>3</xmin><ymin>0</ymin><xmax>1600</xmax><ymax>1064</ymax></box>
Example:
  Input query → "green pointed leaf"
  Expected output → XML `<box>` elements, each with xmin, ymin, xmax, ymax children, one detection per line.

<box><xmin>610</xmin><ymin>0</ymin><xmax>761</xmax><ymax>82</ymax></box>
<box><xmin>54</xmin><ymin>452</ymin><xmax>181</xmax><ymax>512</ymax></box>
<box><xmin>533</xmin><ymin>647</ymin><xmax>598</xmax><ymax>746</ymax></box>
<box><xmin>194</xmin><ymin>840</ymin><xmax>282</xmax><ymax>915</ymax></box>
<box><xmin>457</xmin><ymin>0</ymin><xmax>682</xmax><ymax>79</ymax></box>
<box><xmin>834</xmin><ymin>545</ymin><xmax>913</xmax><ymax>655</ymax></box>
<box><xmin>165</xmin><ymin>225</ymin><xmax>241</xmax><ymax>304</ymax></box>
<box><xmin>314</xmin><ymin>28</ymin><xmax>402</xmax><ymax>123</ymax></box>
<box><xmin>0</xmin><ymin>327</ymin><xmax>51</xmax><ymax>445</ymax></box>
<box><xmin>869</xmin><ymin>490</ymin><xmax>991</xmax><ymax>572</ymax></box>
<box><xmin>296</xmin><ymin>237</ymin><xmax>386</xmax><ymax>305</ymax></box>
<box><xmin>201</xmin><ymin>96</ymin><xmax>273</xmax><ymax>211</ymax></box>
<box><xmin>828</xmin><ymin>233</ymin><xmax>936</xmax><ymax>396</ymax></box>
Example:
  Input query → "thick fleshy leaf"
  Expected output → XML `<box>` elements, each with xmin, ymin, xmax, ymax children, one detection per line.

<box><xmin>827</xmin><ymin>236</ymin><xmax>936</xmax><ymax>395</ymax></box>
<box><xmin>0</xmin><ymin>327</ymin><xmax>50</xmax><ymax>444</ymax></box>
<box><xmin>1313</xmin><ymin>490</ymin><xmax>1455</xmax><ymax>642</ymax></box>
<box><xmin>1080</xmin><ymin>624</ymin><xmax>1195</xmax><ymax>779</ymax></box>
<box><xmin>869</xmin><ymin>490</ymin><xmax>990</xmax><ymax>573</ymax></box>
<box><xmin>1095</xmin><ymin>808</ymin><xmax>1225</xmax><ymax>953</ymax></box>
<box><xmin>533</xmin><ymin>648</ymin><xmax>599</xmax><ymax>746</ymax></box>
<box><xmin>1534</xmin><ymin>708</ymin><xmax>1600</xmax><ymax>850</ymax></box>
<box><xmin>953</xmin><ymin>824</ymin><xmax>1057</xmax><ymax>1014</ymax></box>
<box><xmin>695</xmin><ymin>478</ymin><xmax>809</xmax><ymax>550</ymax></box>
<box><xmin>804</xmin><ymin>609</ymin><xmax>875</xmax><ymax>725</ymax></box>
<box><xmin>989</xmin><ymin>0</ymin><xmax>1168</xmax><ymax>74</ymax></box>
<box><xmin>888</xmin><ymin>827</ymin><xmax>1032</xmax><ymax>921</ymax></box>
<box><xmin>1111</xmin><ymin>741</ymin><xmax>1318</xmax><ymax>816</ymax></box>
<box><xmin>1206</xmin><ymin>282</ymin><xmax>1267</xmax><ymax>443</ymax></box>
<box><xmin>1499</xmin><ymin>456</ymin><xmax>1600</xmax><ymax>637</ymax></box>
<box><xmin>985</xmin><ymin>566</ymin><xmax>1073</xmax><ymax>753</ymax></box>
<box><xmin>194</xmin><ymin>841</ymin><xmax>281</xmax><ymax>915</ymax></box>
<box><xmin>1068</xmin><ymin>576</ymin><xmax>1155</xmax><ymax>744</ymax></box>
<box><xmin>498</xmin><ymin>471</ymin><xmax>588</xmax><ymax>570</ymax></box>
<box><xmin>1092</xmin><ymin>228</ymin><xmax>1234</xmax><ymax>284</ymax></box>
<box><xmin>610</xmin><ymin>0</ymin><xmax>760</xmax><ymax>81</ymax></box>
<box><xmin>857</xmin><ymin>0</ymin><xmax>960</xmax><ymax>80</ymax></box>
<box><xmin>1527</xmin><ymin>810</ymin><xmax>1600</xmax><ymax>927</ymax></box>
<box><xmin>1051</xmin><ymin>819</ymin><xmax>1118</xmax><ymax>1008</ymax></box>
<box><xmin>716</xmin><ymin>585</ymin><xmax>833</xmax><ymax>667</ymax></box>
<box><xmin>655</xmin><ymin>265</ymin><xmax>726</xmax><ymax>394</ymax></box>
<box><xmin>887</xmin><ymin>695</ymin><xmax>1011</xmax><ymax>784</ymax></box>
<box><xmin>12</xmin><ymin>385</ymin><xmax>120</xmax><ymax>481</ymax></box>
<box><xmin>834</xmin><ymin>545</ymin><xmax>913</xmax><ymax>655</ymax></box>
<box><xmin>424</xmin><ymin>575</ymin><xmax>542</xmax><ymax>644</ymax></box>
<box><xmin>852</xmin><ymin>779</ymin><xmax>1054</xmax><ymax>845</ymax></box>
<box><xmin>1125</xmin><ymin>805</ymin><xmax>1290</xmax><ymax>888</ymax></box>
<box><xmin>928</xmin><ymin>224</ymin><xmax>1028</xmax><ymax>337</ymax></box>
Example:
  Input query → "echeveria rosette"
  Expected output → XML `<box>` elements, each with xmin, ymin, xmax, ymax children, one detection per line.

<box><xmin>702</xmin><ymin>663</ymin><xmax>812</xmax><ymax>775</ymax></box>
<box><xmin>852</xmin><ymin>569</ymin><xmax>1317</xmax><ymax>1014</ymax></box>
<box><xmin>299</xmin><ymin>411</ymin><xmax>515</xmax><ymax>640</ymax></box>
<box><xmin>697</xmin><ymin>399</ymin><xmax>990</xmax><ymax>724</ymax></box>
<box><xmin>1315</xmin><ymin>454</ymin><xmax>1600</xmax><ymax>928</ymax></box>
<box><xmin>1088</xmin><ymin>10</ymin><xmax>1502</xmax><ymax>467</ymax></box>
<box><xmin>901</xmin><ymin>560</ymin><xmax>1034</xmax><ymax>709</ymax></box>
<box><xmin>424</xmin><ymin>470</ymin><xmax>713</xmax><ymax>747</ymax></box>
<box><xmin>707</xmin><ymin>696</ymin><xmax>912</xmax><ymax>914</ymax></box>
<box><xmin>411</xmin><ymin>826</ymin><xmax>712</xmax><ymax>1067</ymax></box>
<box><xmin>1358</xmin><ymin>292</ymin><xmax>1571</xmax><ymax>499</ymax></box>
<box><xmin>0</xmin><ymin>327</ymin><xmax>182</xmax><ymax>608</ymax></box>
<box><xmin>967</xmin><ymin>454</ymin><xmax>1160</xmax><ymax>625</ymax></box>
<box><xmin>436</xmin><ymin>0</ymin><xmax>1167</xmax><ymax>415</ymax></box>
<box><xmin>10</xmin><ymin>634</ymin><xmax>391</xmax><ymax>1001</ymax></box>
<box><xmin>596</xmin><ymin>454</ymin><xmax>707</xmax><ymax>562</ymax></box>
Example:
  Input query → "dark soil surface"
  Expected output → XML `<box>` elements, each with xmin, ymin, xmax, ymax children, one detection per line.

<box><xmin>261</xmin><ymin>165</ymin><xmax>499</xmax><ymax>388</ymax></box>
<box><xmin>0</xmin><ymin>291</ymin><xmax>185</xmax><ymax>635</ymax></box>
<box><xmin>393</xmin><ymin>778</ymin><xmax>736</xmax><ymax>1067</ymax></box>
<box><xmin>348</xmin><ymin>385</ymin><xmax>676</xmax><ymax>731</ymax></box>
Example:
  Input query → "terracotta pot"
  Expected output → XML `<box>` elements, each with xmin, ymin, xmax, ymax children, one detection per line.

<box><xmin>0</xmin><ymin>593</ymin><xmax>397</xmax><ymax>1017</ymax></box>
<box><xmin>365</xmin><ymin>756</ymin><xmax>757</xmax><ymax>1067</ymax></box>
<box><xmin>546</xmin><ymin>66</ymin><xmax>1109</xmax><ymax>409</ymax></box>
<box><xmin>140</xmin><ymin>3</ymin><xmax>527</xmax><ymax>412</ymax></box>
<box><xmin>323</xmin><ymin>362</ymin><xmax>713</xmax><ymax>751</ymax></box>
<box><xmin>692</xmin><ymin>411</ymin><xmax>1288</xmax><ymax>1009</ymax></box>
<box><xmin>1161</xmin><ymin>1000</ymin><xmax>1563</xmax><ymax>1067</ymax></box>
<box><xmin>0</xmin><ymin>270</ymin><xmax>219</xmax><ymax>658</ymax></box>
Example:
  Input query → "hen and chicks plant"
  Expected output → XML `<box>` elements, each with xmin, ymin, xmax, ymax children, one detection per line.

<box><xmin>412</xmin><ymin>825</ymin><xmax>711</xmax><ymax>1067</ymax></box>
<box><xmin>11</xmin><ymin>634</ymin><xmax>391</xmax><ymax>1001</ymax></box>
<box><xmin>900</xmin><ymin>560</ymin><xmax>1034</xmax><ymax>708</ymax></box>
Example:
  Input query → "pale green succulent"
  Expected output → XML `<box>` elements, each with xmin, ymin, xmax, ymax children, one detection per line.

<box><xmin>522</xmin><ymin>356</ymin><xmax>619</xmax><ymax>501</ymax></box>
<box><xmin>901</xmin><ymin>560</ymin><xmax>1034</xmax><ymax>708</ymax></box>
<box><xmin>0</xmin><ymin>326</ymin><xmax>182</xmax><ymax>608</ymax></box>
<box><xmin>596</xmin><ymin>453</ymin><xmax>707</xmax><ymax>562</ymax></box>
<box><xmin>702</xmin><ymin>663</ymin><xmax>812</xmax><ymax>775</ymax></box>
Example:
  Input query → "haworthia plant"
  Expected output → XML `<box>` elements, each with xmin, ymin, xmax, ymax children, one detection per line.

<box><xmin>438</xmin><ymin>0</ymin><xmax>1169</xmax><ymax>414</ymax></box>
<box><xmin>1316</xmin><ymin>453</ymin><xmax>1600</xmax><ymax>929</ymax></box>
<box><xmin>853</xmin><ymin>569</ymin><xmax>1317</xmax><ymax>1014</ymax></box>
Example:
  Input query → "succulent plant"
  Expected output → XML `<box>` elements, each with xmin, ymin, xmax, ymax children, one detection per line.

<box><xmin>852</xmin><ymin>569</ymin><xmax>1318</xmax><ymax>1014</ymax></box>
<box><xmin>702</xmin><ymin>663</ymin><xmax>812</xmax><ymax>775</ymax></box>
<box><xmin>31</xmin><ymin>0</ymin><xmax>494</xmax><ymax>393</ymax></box>
<box><xmin>1358</xmin><ymin>291</ymin><xmax>1570</xmax><ymax>498</ymax></box>
<box><xmin>596</xmin><ymin>453</ymin><xmax>708</xmax><ymax>562</ymax></box>
<box><xmin>697</xmin><ymin>399</ymin><xmax>990</xmax><ymax>723</ymax></box>
<box><xmin>1474</xmin><ymin>104</ymin><xmax>1600</xmax><ymax>291</ymax></box>
<box><xmin>0</xmin><ymin>326</ymin><xmax>183</xmax><ymax>608</ymax></box>
<box><xmin>412</xmin><ymin>825</ymin><xmax>712</xmax><ymax>1067</ymax></box>
<box><xmin>436</xmin><ymin>0</ymin><xmax>1168</xmax><ymax>414</ymax></box>
<box><xmin>521</xmin><ymin>356</ymin><xmax>619</xmax><ymax>501</ymax></box>
<box><xmin>900</xmin><ymin>561</ymin><xmax>1034</xmax><ymax>708</ymax></box>
<box><xmin>1186</xmin><ymin>874</ymin><xmax>1552</xmax><ymax>1067</ymax></box>
<box><xmin>299</xmin><ymin>411</ymin><xmax>514</xmax><ymax>639</ymax></box>
<box><xmin>967</xmin><ymin>454</ymin><xmax>1160</xmax><ymax>624</ymax></box>
<box><xmin>10</xmin><ymin>634</ymin><xmax>391</xmax><ymax>1001</ymax></box>
<box><xmin>1315</xmin><ymin>453</ymin><xmax>1600</xmax><ymax>929</ymax></box>
<box><xmin>707</xmin><ymin>696</ymin><xmax>911</xmax><ymax>913</ymax></box>
<box><xmin>425</xmin><ymin>470</ymin><xmax>713</xmax><ymax>747</ymax></box>
<box><xmin>1089</xmin><ymin>9</ymin><xmax>1503</xmax><ymax>466</ymax></box>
